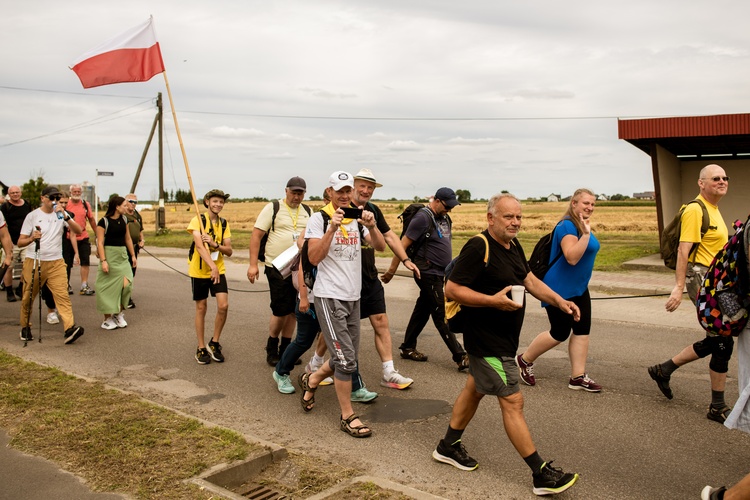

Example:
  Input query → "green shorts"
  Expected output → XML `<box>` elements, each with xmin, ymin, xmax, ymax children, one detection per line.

<box><xmin>468</xmin><ymin>355</ymin><xmax>520</xmax><ymax>397</ymax></box>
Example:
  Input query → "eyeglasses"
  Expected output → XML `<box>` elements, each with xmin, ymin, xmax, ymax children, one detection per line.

<box><xmin>47</xmin><ymin>195</ymin><xmax>62</xmax><ymax>201</ymax></box>
<box><xmin>439</xmin><ymin>200</ymin><xmax>452</xmax><ymax>212</ymax></box>
<box><xmin>703</xmin><ymin>176</ymin><xmax>730</xmax><ymax>182</ymax></box>
<box><xmin>127</xmin><ymin>200</ymin><xmax>137</xmax><ymax>204</ymax></box>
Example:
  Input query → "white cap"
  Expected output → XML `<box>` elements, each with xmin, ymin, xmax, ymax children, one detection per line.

<box><xmin>329</xmin><ymin>171</ymin><xmax>354</xmax><ymax>191</ymax></box>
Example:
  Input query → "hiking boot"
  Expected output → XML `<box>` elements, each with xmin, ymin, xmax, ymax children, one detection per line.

<box><xmin>351</xmin><ymin>386</ymin><xmax>378</xmax><ymax>403</ymax></box>
<box><xmin>113</xmin><ymin>311</ymin><xmax>127</xmax><ymax>328</ymax></box>
<box><xmin>381</xmin><ymin>370</ymin><xmax>414</xmax><ymax>390</ymax></box>
<box><xmin>457</xmin><ymin>354</ymin><xmax>469</xmax><ymax>372</ymax></box>
<box><xmin>101</xmin><ymin>319</ymin><xmax>118</xmax><ymax>330</ymax></box>
<box><xmin>532</xmin><ymin>461</ymin><xmax>579</xmax><ymax>496</ymax></box>
<box><xmin>707</xmin><ymin>404</ymin><xmax>732</xmax><ymax>424</ymax></box>
<box><xmin>14</xmin><ymin>283</ymin><xmax>22</xmax><ymax>299</ymax></box>
<box><xmin>195</xmin><ymin>347</ymin><xmax>211</xmax><ymax>365</ymax></box>
<box><xmin>46</xmin><ymin>311</ymin><xmax>60</xmax><ymax>325</ymax></box>
<box><xmin>64</xmin><ymin>325</ymin><xmax>84</xmax><ymax>345</ymax></box>
<box><xmin>701</xmin><ymin>485</ymin><xmax>727</xmax><ymax>500</ymax></box>
<box><xmin>648</xmin><ymin>364</ymin><xmax>673</xmax><ymax>400</ymax></box>
<box><xmin>6</xmin><ymin>288</ymin><xmax>17</xmax><ymax>302</ymax></box>
<box><xmin>432</xmin><ymin>439</ymin><xmax>478</xmax><ymax>471</ymax></box>
<box><xmin>20</xmin><ymin>327</ymin><xmax>33</xmax><ymax>342</ymax></box>
<box><xmin>516</xmin><ymin>354</ymin><xmax>536</xmax><ymax>386</ymax></box>
<box><xmin>265</xmin><ymin>337</ymin><xmax>280</xmax><ymax>366</ymax></box>
<box><xmin>272</xmin><ymin>371</ymin><xmax>295</xmax><ymax>394</ymax></box>
<box><xmin>126</xmin><ymin>298</ymin><xmax>136</xmax><ymax>309</ymax></box>
<box><xmin>80</xmin><ymin>284</ymin><xmax>95</xmax><ymax>296</ymax></box>
<box><xmin>208</xmin><ymin>340</ymin><xmax>224</xmax><ymax>362</ymax></box>
<box><xmin>568</xmin><ymin>374</ymin><xmax>602</xmax><ymax>392</ymax></box>
<box><xmin>400</xmin><ymin>347</ymin><xmax>428</xmax><ymax>362</ymax></box>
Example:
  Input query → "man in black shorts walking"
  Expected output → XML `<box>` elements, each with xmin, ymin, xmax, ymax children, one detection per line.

<box><xmin>433</xmin><ymin>193</ymin><xmax>580</xmax><ymax>496</ymax></box>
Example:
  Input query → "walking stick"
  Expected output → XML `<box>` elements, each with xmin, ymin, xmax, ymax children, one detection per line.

<box><xmin>24</xmin><ymin>226</ymin><xmax>42</xmax><ymax>347</ymax></box>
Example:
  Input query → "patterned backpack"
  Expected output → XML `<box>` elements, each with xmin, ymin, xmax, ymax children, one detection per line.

<box><xmin>696</xmin><ymin>216</ymin><xmax>750</xmax><ymax>336</ymax></box>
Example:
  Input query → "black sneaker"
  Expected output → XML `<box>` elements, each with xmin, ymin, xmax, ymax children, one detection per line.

<box><xmin>532</xmin><ymin>461</ymin><xmax>579</xmax><ymax>496</ymax></box>
<box><xmin>648</xmin><ymin>364</ymin><xmax>673</xmax><ymax>400</ymax></box>
<box><xmin>432</xmin><ymin>439</ymin><xmax>478</xmax><ymax>471</ymax></box>
<box><xmin>208</xmin><ymin>340</ymin><xmax>224</xmax><ymax>362</ymax></box>
<box><xmin>196</xmin><ymin>347</ymin><xmax>211</xmax><ymax>365</ymax></box>
<box><xmin>68</xmin><ymin>285</ymin><xmax>73</xmax><ymax>295</ymax></box>
<box><xmin>64</xmin><ymin>325</ymin><xmax>84</xmax><ymax>345</ymax></box>
<box><xmin>127</xmin><ymin>298</ymin><xmax>136</xmax><ymax>309</ymax></box>
<box><xmin>7</xmin><ymin>290</ymin><xmax>17</xmax><ymax>302</ymax></box>
<box><xmin>20</xmin><ymin>327</ymin><xmax>33</xmax><ymax>341</ymax></box>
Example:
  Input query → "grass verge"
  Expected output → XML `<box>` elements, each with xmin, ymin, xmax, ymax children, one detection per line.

<box><xmin>0</xmin><ymin>349</ymin><xmax>256</xmax><ymax>499</ymax></box>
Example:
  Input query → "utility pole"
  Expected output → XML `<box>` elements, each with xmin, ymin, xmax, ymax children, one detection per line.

<box><xmin>131</xmin><ymin>93</ymin><xmax>166</xmax><ymax>232</ymax></box>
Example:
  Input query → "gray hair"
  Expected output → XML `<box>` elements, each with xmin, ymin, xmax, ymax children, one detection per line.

<box><xmin>487</xmin><ymin>193</ymin><xmax>520</xmax><ymax>217</ymax></box>
<box><xmin>69</xmin><ymin>184</ymin><xmax>82</xmax><ymax>191</ymax></box>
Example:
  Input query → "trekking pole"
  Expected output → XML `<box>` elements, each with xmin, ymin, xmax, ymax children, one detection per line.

<box><xmin>36</xmin><ymin>242</ymin><xmax>42</xmax><ymax>344</ymax></box>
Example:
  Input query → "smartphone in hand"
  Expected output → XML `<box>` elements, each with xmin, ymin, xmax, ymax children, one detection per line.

<box><xmin>341</xmin><ymin>207</ymin><xmax>363</xmax><ymax>219</ymax></box>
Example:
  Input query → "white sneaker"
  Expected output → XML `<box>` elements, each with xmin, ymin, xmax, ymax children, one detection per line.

<box><xmin>381</xmin><ymin>369</ymin><xmax>414</xmax><ymax>390</ymax></box>
<box><xmin>305</xmin><ymin>360</ymin><xmax>333</xmax><ymax>385</ymax></box>
<box><xmin>113</xmin><ymin>311</ymin><xmax>127</xmax><ymax>328</ymax></box>
<box><xmin>319</xmin><ymin>376</ymin><xmax>334</xmax><ymax>386</ymax></box>
<box><xmin>101</xmin><ymin>319</ymin><xmax>118</xmax><ymax>330</ymax></box>
<box><xmin>46</xmin><ymin>311</ymin><xmax>60</xmax><ymax>325</ymax></box>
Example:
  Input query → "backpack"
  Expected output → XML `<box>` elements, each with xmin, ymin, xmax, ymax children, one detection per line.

<box><xmin>102</xmin><ymin>214</ymin><xmax>128</xmax><ymax>235</ymax></box>
<box><xmin>188</xmin><ymin>214</ymin><xmax>227</xmax><ymax>268</ymax></box>
<box><xmin>660</xmin><ymin>199</ymin><xmax>710</xmax><ymax>270</ymax></box>
<box><xmin>398</xmin><ymin>203</ymin><xmax>451</xmax><ymax>261</ymax></box>
<box><xmin>444</xmin><ymin>234</ymin><xmax>490</xmax><ymax>333</ymax></box>
<box><xmin>300</xmin><ymin>211</ymin><xmax>365</xmax><ymax>290</ymax></box>
<box><xmin>528</xmin><ymin>221</ymin><xmax>571</xmax><ymax>280</ymax></box>
<box><xmin>258</xmin><ymin>200</ymin><xmax>312</xmax><ymax>263</ymax></box>
<box><xmin>696</xmin><ymin>217</ymin><xmax>750</xmax><ymax>337</ymax></box>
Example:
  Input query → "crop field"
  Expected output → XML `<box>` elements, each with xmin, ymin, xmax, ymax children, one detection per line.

<box><xmin>139</xmin><ymin>200</ymin><xmax>661</xmax><ymax>271</ymax></box>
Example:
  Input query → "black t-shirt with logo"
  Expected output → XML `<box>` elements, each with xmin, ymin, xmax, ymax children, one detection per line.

<box><xmin>360</xmin><ymin>202</ymin><xmax>390</xmax><ymax>282</ymax></box>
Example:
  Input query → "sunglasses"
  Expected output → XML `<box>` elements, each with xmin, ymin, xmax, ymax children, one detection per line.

<box><xmin>127</xmin><ymin>200</ymin><xmax>137</xmax><ymax>204</ymax></box>
<box><xmin>47</xmin><ymin>195</ymin><xmax>62</xmax><ymax>201</ymax></box>
<box><xmin>705</xmin><ymin>176</ymin><xmax>730</xmax><ymax>182</ymax></box>
<box><xmin>439</xmin><ymin>199</ymin><xmax>452</xmax><ymax>212</ymax></box>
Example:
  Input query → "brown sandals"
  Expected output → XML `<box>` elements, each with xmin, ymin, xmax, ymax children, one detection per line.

<box><xmin>340</xmin><ymin>414</ymin><xmax>372</xmax><ymax>438</ymax></box>
<box><xmin>299</xmin><ymin>372</ymin><xmax>316</xmax><ymax>412</ymax></box>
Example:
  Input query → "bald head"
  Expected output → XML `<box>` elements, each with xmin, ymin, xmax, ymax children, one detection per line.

<box><xmin>698</xmin><ymin>164</ymin><xmax>728</xmax><ymax>204</ymax></box>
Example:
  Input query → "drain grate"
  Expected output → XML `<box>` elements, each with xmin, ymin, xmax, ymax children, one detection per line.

<box><xmin>237</xmin><ymin>482</ymin><xmax>288</xmax><ymax>499</ymax></box>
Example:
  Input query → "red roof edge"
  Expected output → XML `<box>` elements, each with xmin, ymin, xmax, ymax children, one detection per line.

<box><xmin>618</xmin><ymin>113</ymin><xmax>750</xmax><ymax>140</ymax></box>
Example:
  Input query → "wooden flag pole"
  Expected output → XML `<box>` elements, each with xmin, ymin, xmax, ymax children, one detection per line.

<box><xmin>161</xmin><ymin>70</ymin><xmax>202</xmax><ymax>221</ymax></box>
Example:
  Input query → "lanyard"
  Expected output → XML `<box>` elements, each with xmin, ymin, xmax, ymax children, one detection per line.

<box><xmin>284</xmin><ymin>201</ymin><xmax>301</xmax><ymax>232</ymax></box>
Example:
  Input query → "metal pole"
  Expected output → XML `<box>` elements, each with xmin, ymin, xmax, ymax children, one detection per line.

<box><xmin>157</xmin><ymin>93</ymin><xmax>166</xmax><ymax>232</ymax></box>
<box><xmin>130</xmin><ymin>94</ymin><xmax>160</xmax><ymax>195</ymax></box>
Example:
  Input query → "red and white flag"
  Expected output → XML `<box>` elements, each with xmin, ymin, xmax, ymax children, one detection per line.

<box><xmin>70</xmin><ymin>17</ymin><xmax>165</xmax><ymax>89</ymax></box>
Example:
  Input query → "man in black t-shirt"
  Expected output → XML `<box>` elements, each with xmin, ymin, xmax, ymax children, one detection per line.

<box><xmin>432</xmin><ymin>193</ymin><xmax>581</xmax><ymax>496</ymax></box>
<box><xmin>1</xmin><ymin>185</ymin><xmax>32</xmax><ymax>301</ymax></box>
<box><xmin>351</xmin><ymin>169</ymin><xmax>419</xmax><ymax>391</ymax></box>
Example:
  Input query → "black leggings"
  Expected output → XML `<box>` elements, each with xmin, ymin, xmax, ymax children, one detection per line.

<box><xmin>544</xmin><ymin>289</ymin><xmax>592</xmax><ymax>342</ymax></box>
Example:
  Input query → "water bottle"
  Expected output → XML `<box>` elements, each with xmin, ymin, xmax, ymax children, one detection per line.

<box><xmin>53</xmin><ymin>202</ymin><xmax>63</xmax><ymax>220</ymax></box>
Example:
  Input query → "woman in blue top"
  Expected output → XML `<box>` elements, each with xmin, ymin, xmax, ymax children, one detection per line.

<box><xmin>515</xmin><ymin>188</ymin><xmax>602</xmax><ymax>392</ymax></box>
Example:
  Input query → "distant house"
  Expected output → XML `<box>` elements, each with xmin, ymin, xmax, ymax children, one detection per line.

<box><xmin>632</xmin><ymin>191</ymin><xmax>655</xmax><ymax>200</ymax></box>
<box><xmin>597</xmin><ymin>194</ymin><xmax>609</xmax><ymax>201</ymax></box>
<box><xmin>546</xmin><ymin>193</ymin><xmax>561</xmax><ymax>202</ymax></box>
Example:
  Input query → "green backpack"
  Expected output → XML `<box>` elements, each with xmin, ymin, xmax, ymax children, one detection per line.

<box><xmin>660</xmin><ymin>199</ymin><xmax>710</xmax><ymax>270</ymax></box>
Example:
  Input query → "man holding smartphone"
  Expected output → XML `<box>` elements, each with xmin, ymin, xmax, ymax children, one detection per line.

<box><xmin>17</xmin><ymin>186</ymin><xmax>85</xmax><ymax>344</ymax></box>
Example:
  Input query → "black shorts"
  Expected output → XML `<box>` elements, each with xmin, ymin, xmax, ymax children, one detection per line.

<box><xmin>545</xmin><ymin>289</ymin><xmax>592</xmax><ymax>342</ymax></box>
<box><xmin>360</xmin><ymin>276</ymin><xmax>386</xmax><ymax>319</ymax></box>
<box><xmin>191</xmin><ymin>274</ymin><xmax>228</xmax><ymax>301</ymax></box>
<box><xmin>265</xmin><ymin>266</ymin><xmax>296</xmax><ymax>316</ymax></box>
<box><xmin>77</xmin><ymin>239</ymin><xmax>92</xmax><ymax>266</ymax></box>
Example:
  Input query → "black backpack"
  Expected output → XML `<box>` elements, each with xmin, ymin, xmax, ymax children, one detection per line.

<box><xmin>528</xmin><ymin>221</ymin><xmax>573</xmax><ymax>280</ymax></box>
<box><xmin>398</xmin><ymin>203</ymin><xmax>450</xmax><ymax>261</ymax></box>
<box><xmin>188</xmin><ymin>214</ymin><xmax>227</xmax><ymax>268</ymax></box>
<box><xmin>258</xmin><ymin>200</ymin><xmax>311</xmax><ymax>263</ymax></box>
<box><xmin>660</xmin><ymin>199</ymin><xmax>710</xmax><ymax>270</ymax></box>
<box><xmin>300</xmin><ymin>211</ymin><xmax>365</xmax><ymax>290</ymax></box>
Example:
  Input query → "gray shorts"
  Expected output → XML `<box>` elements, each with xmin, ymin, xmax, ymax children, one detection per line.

<box><xmin>468</xmin><ymin>355</ymin><xmax>520</xmax><ymax>397</ymax></box>
<box><xmin>314</xmin><ymin>297</ymin><xmax>360</xmax><ymax>381</ymax></box>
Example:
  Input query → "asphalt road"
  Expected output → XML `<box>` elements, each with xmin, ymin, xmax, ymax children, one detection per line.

<box><xmin>1</xmin><ymin>250</ymin><xmax>748</xmax><ymax>500</ymax></box>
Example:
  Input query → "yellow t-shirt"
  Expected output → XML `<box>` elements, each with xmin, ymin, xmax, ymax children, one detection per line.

<box><xmin>187</xmin><ymin>213</ymin><xmax>232</xmax><ymax>278</ymax></box>
<box><xmin>254</xmin><ymin>200</ymin><xmax>310</xmax><ymax>262</ymax></box>
<box><xmin>680</xmin><ymin>194</ymin><xmax>728</xmax><ymax>267</ymax></box>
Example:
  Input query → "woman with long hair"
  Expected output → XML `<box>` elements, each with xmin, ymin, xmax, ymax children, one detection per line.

<box><xmin>515</xmin><ymin>188</ymin><xmax>602</xmax><ymax>391</ymax></box>
<box><xmin>95</xmin><ymin>196</ymin><xmax>136</xmax><ymax>330</ymax></box>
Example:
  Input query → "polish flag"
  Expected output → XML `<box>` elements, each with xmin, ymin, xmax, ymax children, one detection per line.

<box><xmin>70</xmin><ymin>17</ymin><xmax>165</xmax><ymax>89</ymax></box>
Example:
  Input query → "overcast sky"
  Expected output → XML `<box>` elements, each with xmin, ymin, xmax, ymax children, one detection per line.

<box><xmin>1</xmin><ymin>1</ymin><xmax>748</xmax><ymax>202</ymax></box>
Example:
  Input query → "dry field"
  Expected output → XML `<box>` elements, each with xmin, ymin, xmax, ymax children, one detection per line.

<box><xmin>139</xmin><ymin>200</ymin><xmax>659</xmax><ymax>237</ymax></box>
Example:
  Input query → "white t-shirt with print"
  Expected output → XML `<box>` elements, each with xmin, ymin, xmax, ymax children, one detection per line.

<box><xmin>304</xmin><ymin>212</ymin><xmax>368</xmax><ymax>301</ymax></box>
<box><xmin>20</xmin><ymin>208</ymin><xmax>68</xmax><ymax>261</ymax></box>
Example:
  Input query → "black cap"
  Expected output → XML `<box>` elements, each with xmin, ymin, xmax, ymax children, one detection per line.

<box><xmin>286</xmin><ymin>176</ymin><xmax>307</xmax><ymax>191</ymax></box>
<box><xmin>435</xmin><ymin>187</ymin><xmax>460</xmax><ymax>208</ymax></box>
<box><xmin>41</xmin><ymin>186</ymin><xmax>61</xmax><ymax>197</ymax></box>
